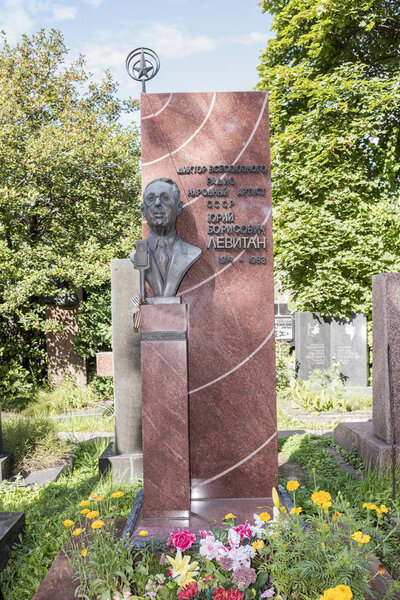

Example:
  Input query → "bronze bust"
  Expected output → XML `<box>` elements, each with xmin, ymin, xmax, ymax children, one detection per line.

<box><xmin>130</xmin><ymin>178</ymin><xmax>202</xmax><ymax>301</ymax></box>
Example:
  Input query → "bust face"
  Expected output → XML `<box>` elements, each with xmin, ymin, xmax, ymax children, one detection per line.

<box><xmin>142</xmin><ymin>180</ymin><xmax>180</xmax><ymax>236</ymax></box>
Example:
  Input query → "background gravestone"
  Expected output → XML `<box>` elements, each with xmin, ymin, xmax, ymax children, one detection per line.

<box><xmin>295</xmin><ymin>312</ymin><xmax>331</xmax><ymax>379</ymax></box>
<box><xmin>140</xmin><ymin>90</ymin><xmax>278</xmax><ymax>500</ymax></box>
<box><xmin>295</xmin><ymin>312</ymin><xmax>368</xmax><ymax>387</ymax></box>
<box><xmin>330</xmin><ymin>314</ymin><xmax>368</xmax><ymax>387</ymax></box>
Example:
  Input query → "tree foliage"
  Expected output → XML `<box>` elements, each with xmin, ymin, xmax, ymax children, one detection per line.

<box><xmin>0</xmin><ymin>30</ymin><xmax>141</xmax><ymax>405</ymax></box>
<box><xmin>257</xmin><ymin>0</ymin><xmax>400</xmax><ymax>317</ymax></box>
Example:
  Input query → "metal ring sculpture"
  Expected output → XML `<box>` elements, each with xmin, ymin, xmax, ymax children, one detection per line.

<box><xmin>126</xmin><ymin>47</ymin><xmax>160</xmax><ymax>84</ymax></box>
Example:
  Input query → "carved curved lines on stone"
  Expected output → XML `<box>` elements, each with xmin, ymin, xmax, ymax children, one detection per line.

<box><xmin>184</xmin><ymin>93</ymin><xmax>269</xmax><ymax>208</ymax></box>
<box><xmin>142</xmin><ymin>93</ymin><xmax>173</xmax><ymax>120</ymax></box>
<box><xmin>180</xmin><ymin>208</ymin><xmax>271</xmax><ymax>296</ymax></box>
<box><xmin>142</xmin><ymin>93</ymin><xmax>217</xmax><ymax>167</ymax></box>
<box><xmin>191</xmin><ymin>431</ymin><xmax>277</xmax><ymax>490</ymax></box>
<box><xmin>188</xmin><ymin>326</ymin><xmax>274</xmax><ymax>395</ymax></box>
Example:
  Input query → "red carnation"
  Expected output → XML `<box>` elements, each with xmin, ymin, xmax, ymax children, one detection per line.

<box><xmin>178</xmin><ymin>582</ymin><xmax>199</xmax><ymax>600</ymax></box>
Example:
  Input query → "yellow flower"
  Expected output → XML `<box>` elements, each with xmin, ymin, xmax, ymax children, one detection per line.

<box><xmin>252</xmin><ymin>540</ymin><xmax>264</xmax><ymax>552</ymax></box>
<box><xmin>272</xmin><ymin>487</ymin><xmax>280</xmax><ymax>509</ymax></box>
<box><xmin>351</xmin><ymin>531</ymin><xmax>370</xmax><ymax>546</ymax></box>
<box><xmin>280</xmin><ymin>506</ymin><xmax>286</xmax><ymax>513</ymax></box>
<box><xmin>290</xmin><ymin>507</ymin><xmax>302</xmax><ymax>515</ymax></box>
<box><xmin>332</xmin><ymin>510</ymin><xmax>343</xmax><ymax>522</ymax></box>
<box><xmin>89</xmin><ymin>492</ymin><xmax>96</xmax><ymax>499</ymax></box>
<box><xmin>259</xmin><ymin>511</ymin><xmax>271</xmax><ymax>522</ymax></box>
<box><xmin>111</xmin><ymin>491</ymin><xmax>124</xmax><ymax>498</ymax></box>
<box><xmin>286</xmin><ymin>480</ymin><xmax>299</xmax><ymax>491</ymax></box>
<box><xmin>63</xmin><ymin>520</ymin><xmax>74</xmax><ymax>527</ymax></box>
<box><xmin>319</xmin><ymin>584</ymin><xmax>353</xmax><ymax>600</ymax></box>
<box><xmin>72</xmin><ymin>528</ymin><xmax>82</xmax><ymax>536</ymax></box>
<box><xmin>81</xmin><ymin>508</ymin><xmax>90</xmax><ymax>515</ymax></box>
<box><xmin>311</xmin><ymin>491</ymin><xmax>332</xmax><ymax>506</ymax></box>
<box><xmin>80</xmin><ymin>549</ymin><xmax>87</xmax><ymax>556</ymax></box>
<box><xmin>378</xmin><ymin>564</ymin><xmax>385</xmax><ymax>575</ymax></box>
<box><xmin>376</xmin><ymin>504</ymin><xmax>388</xmax><ymax>516</ymax></box>
<box><xmin>223</xmin><ymin>513</ymin><xmax>236</xmax><ymax>520</ymax></box>
<box><xmin>363</xmin><ymin>502</ymin><xmax>378</xmax><ymax>511</ymax></box>
<box><xmin>86</xmin><ymin>510</ymin><xmax>99</xmax><ymax>520</ymax></box>
<box><xmin>138</xmin><ymin>530</ymin><xmax>148</xmax><ymax>536</ymax></box>
<box><xmin>96</xmin><ymin>495</ymin><xmax>104</xmax><ymax>501</ymax></box>
<box><xmin>321</xmin><ymin>542</ymin><xmax>325</xmax><ymax>549</ymax></box>
<box><xmin>79</xmin><ymin>500</ymin><xmax>90</xmax><ymax>507</ymax></box>
<box><xmin>322</xmin><ymin>501</ymin><xmax>332</xmax><ymax>512</ymax></box>
<box><xmin>91</xmin><ymin>519</ymin><xmax>105</xmax><ymax>529</ymax></box>
<box><xmin>166</xmin><ymin>550</ymin><xmax>199</xmax><ymax>587</ymax></box>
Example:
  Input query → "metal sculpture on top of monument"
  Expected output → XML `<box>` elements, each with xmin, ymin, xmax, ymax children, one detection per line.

<box><xmin>101</xmin><ymin>46</ymin><xmax>278</xmax><ymax>537</ymax></box>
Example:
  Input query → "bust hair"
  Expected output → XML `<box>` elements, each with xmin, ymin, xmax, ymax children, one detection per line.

<box><xmin>143</xmin><ymin>178</ymin><xmax>182</xmax><ymax>213</ymax></box>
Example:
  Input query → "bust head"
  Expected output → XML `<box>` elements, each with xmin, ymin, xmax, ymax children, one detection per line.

<box><xmin>142</xmin><ymin>178</ymin><xmax>183</xmax><ymax>237</ymax></box>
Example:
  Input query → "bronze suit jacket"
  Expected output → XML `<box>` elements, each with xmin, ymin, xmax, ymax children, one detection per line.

<box><xmin>142</xmin><ymin>235</ymin><xmax>202</xmax><ymax>297</ymax></box>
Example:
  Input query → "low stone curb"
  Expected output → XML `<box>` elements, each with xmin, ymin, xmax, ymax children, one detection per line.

<box><xmin>10</xmin><ymin>450</ymin><xmax>76</xmax><ymax>488</ymax></box>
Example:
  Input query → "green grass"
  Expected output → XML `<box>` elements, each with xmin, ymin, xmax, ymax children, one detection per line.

<box><xmin>278</xmin><ymin>433</ymin><xmax>400</xmax><ymax>579</ymax></box>
<box><xmin>2</xmin><ymin>416</ymin><xmax>73</xmax><ymax>475</ymax></box>
<box><xmin>53</xmin><ymin>414</ymin><xmax>114</xmax><ymax>433</ymax></box>
<box><xmin>0</xmin><ymin>438</ymin><xmax>141</xmax><ymax>600</ymax></box>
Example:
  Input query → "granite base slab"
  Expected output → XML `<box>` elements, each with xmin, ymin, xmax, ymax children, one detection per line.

<box><xmin>130</xmin><ymin>496</ymin><xmax>273</xmax><ymax>548</ymax></box>
<box><xmin>98</xmin><ymin>442</ymin><xmax>143</xmax><ymax>481</ymax></box>
<box><xmin>0</xmin><ymin>511</ymin><xmax>25</xmax><ymax>570</ymax></box>
<box><xmin>334</xmin><ymin>421</ymin><xmax>400</xmax><ymax>469</ymax></box>
<box><xmin>0</xmin><ymin>452</ymin><xmax>12</xmax><ymax>480</ymax></box>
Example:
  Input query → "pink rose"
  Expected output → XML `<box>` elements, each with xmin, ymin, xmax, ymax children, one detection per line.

<box><xmin>167</xmin><ymin>568</ymin><xmax>173</xmax><ymax>577</ymax></box>
<box><xmin>200</xmin><ymin>530</ymin><xmax>212</xmax><ymax>539</ymax></box>
<box><xmin>233</xmin><ymin>520</ymin><xmax>252</xmax><ymax>541</ymax></box>
<box><xmin>167</xmin><ymin>529</ymin><xmax>196</xmax><ymax>551</ymax></box>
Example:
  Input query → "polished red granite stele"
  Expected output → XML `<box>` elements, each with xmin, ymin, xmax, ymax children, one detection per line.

<box><xmin>141</xmin><ymin>304</ymin><xmax>190</xmax><ymax>517</ymax></box>
<box><xmin>141</xmin><ymin>91</ymin><xmax>277</xmax><ymax>506</ymax></box>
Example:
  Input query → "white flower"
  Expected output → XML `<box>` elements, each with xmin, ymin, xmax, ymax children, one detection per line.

<box><xmin>227</xmin><ymin>528</ymin><xmax>241</xmax><ymax>548</ymax></box>
<box><xmin>229</xmin><ymin>544</ymin><xmax>255</xmax><ymax>570</ymax></box>
<box><xmin>250</xmin><ymin>524</ymin><xmax>265</xmax><ymax>539</ymax></box>
<box><xmin>199</xmin><ymin>535</ymin><xmax>225</xmax><ymax>560</ymax></box>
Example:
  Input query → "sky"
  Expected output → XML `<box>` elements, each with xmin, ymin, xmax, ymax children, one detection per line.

<box><xmin>0</xmin><ymin>0</ymin><xmax>274</xmax><ymax>113</ymax></box>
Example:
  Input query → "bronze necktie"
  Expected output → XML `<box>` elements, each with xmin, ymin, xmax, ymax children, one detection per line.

<box><xmin>156</xmin><ymin>239</ymin><xmax>169</xmax><ymax>280</ymax></box>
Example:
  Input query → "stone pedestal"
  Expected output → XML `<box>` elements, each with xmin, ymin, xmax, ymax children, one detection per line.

<box><xmin>140</xmin><ymin>303</ymin><xmax>190</xmax><ymax>517</ymax></box>
<box><xmin>0</xmin><ymin>511</ymin><xmax>25</xmax><ymax>570</ymax></box>
<box><xmin>141</xmin><ymin>91</ymin><xmax>278</xmax><ymax>500</ymax></box>
<box><xmin>99</xmin><ymin>260</ymin><xmax>142</xmax><ymax>480</ymax></box>
<box><xmin>334</xmin><ymin>274</ymin><xmax>400</xmax><ymax>467</ymax></box>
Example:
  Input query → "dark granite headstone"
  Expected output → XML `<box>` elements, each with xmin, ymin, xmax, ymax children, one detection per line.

<box><xmin>330</xmin><ymin>314</ymin><xmax>368</xmax><ymax>387</ymax></box>
<box><xmin>0</xmin><ymin>512</ymin><xmax>25</xmax><ymax>571</ymax></box>
<box><xmin>295</xmin><ymin>312</ymin><xmax>368</xmax><ymax>386</ymax></box>
<box><xmin>295</xmin><ymin>312</ymin><xmax>331</xmax><ymax>379</ymax></box>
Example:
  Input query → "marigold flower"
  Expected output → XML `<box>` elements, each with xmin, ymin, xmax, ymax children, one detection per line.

<box><xmin>90</xmin><ymin>492</ymin><xmax>96</xmax><ymax>499</ymax></box>
<box><xmin>311</xmin><ymin>491</ymin><xmax>332</xmax><ymax>506</ymax></box>
<box><xmin>81</xmin><ymin>508</ymin><xmax>90</xmax><ymax>514</ymax></box>
<box><xmin>96</xmin><ymin>495</ymin><xmax>104</xmax><ymax>501</ymax></box>
<box><xmin>112</xmin><ymin>491</ymin><xmax>124</xmax><ymax>498</ymax></box>
<box><xmin>252</xmin><ymin>540</ymin><xmax>264</xmax><ymax>552</ymax></box>
<box><xmin>286</xmin><ymin>480</ymin><xmax>299</xmax><ymax>491</ymax></box>
<box><xmin>363</xmin><ymin>502</ymin><xmax>378</xmax><ymax>511</ymax></box>
<box><xmin>86</xmin><ymin>510</ymin><xmax>99</xmax><ymax>520</ymax></box>
<box><xmin>259</xmin><ymin>511</ymin><xmax>271</xmax><ymax>522</ymax></box>
<box><xmin>279</xmin><ymin>506</ymin><xmax>286</xmax><ymax>513</ymax></box>
<box><xmin>319</xmin><ymin>584</ymin><xmax>352</xmax><ymax>600</ymax></box>
<box><xmin>72</xmin><ymin>528</ymin><xmax>82</xmax><ymax>536</ymax></box>
<box><xmin>139</xmin><ymin>530</ymin><xmax>149</xmax><ymax>536</ymax></box>
<box><xmin>81</xmin><ymin>549</ymin><xmax>88</xmax><ymax>556</ymax></box>
<box><xmin>332</xmin><ymin>510</ymin><xmax>343</xmax><ymax>522</ymax></box>
<box><xmin>376</xmin><ymin>504</ymin><xmax>388</xmax><ymax>516</ymax></box>
<box><xmin>223</xmin><ymin>513</ymin><xmax>236</xmax><ymax>520</ymax></box>
<box><xmin>322</xmin><ymin>501</ymin><xmax>332</xmax><ymax>511</ymax></box>
<box><xmin>351</xmin><ymin>531</ymin><xmax>370</xmax><ymax>546</ymax></box>
<box><xmin>63</xmin><ymin>520</ymin><xmax>74</xmax><ymax>527</ymax></box>
<box><xmin>91</xmin><ymin>519</ymin><xmax>105</xmax><ymax>529</ymax></box>
<box><xmin>79</xmin><ymin>500</ymin><xmax>90</xmax><ymax>507</ymax></box>
<box><xmin>290</xmin><ymin>507</ymin><xmax>302</xmax><ymax>515</ymax></box>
